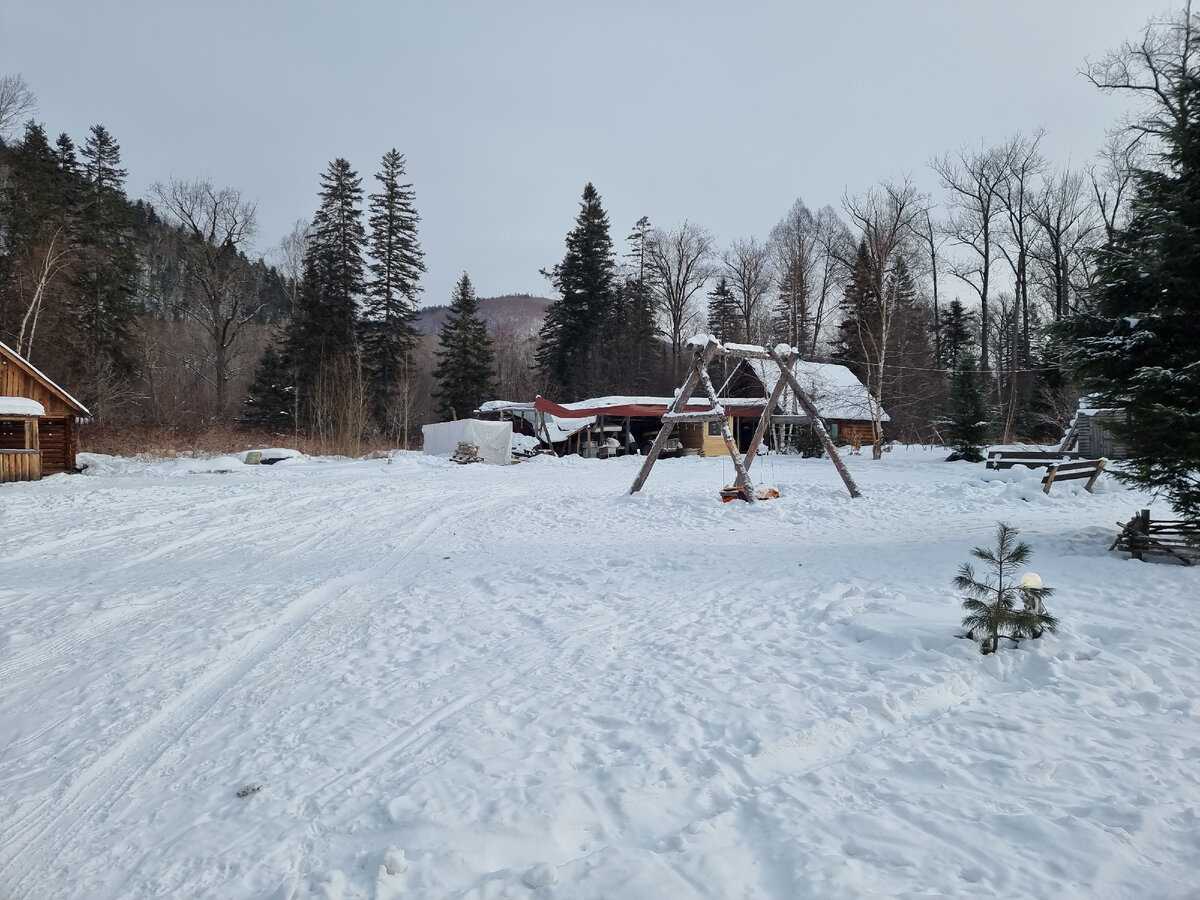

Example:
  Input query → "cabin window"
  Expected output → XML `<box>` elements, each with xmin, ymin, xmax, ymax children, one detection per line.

<box><xmin>707</xmin><ymin>420</ymin><xmax>723</xmax><ymax>437</ymax></box>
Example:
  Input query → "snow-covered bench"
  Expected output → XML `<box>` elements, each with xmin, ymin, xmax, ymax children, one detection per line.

<box><xmin>985</xmin><ymin>449</ymin><xmax>1081</xmax><ymax>470</ymax></box>
<box><xmin>1040</xmin><ymin>458</ymin><xmax>1107</xmax><ymax>494</ymax></box>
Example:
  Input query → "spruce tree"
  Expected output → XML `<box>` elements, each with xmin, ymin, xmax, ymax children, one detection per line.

<box><xmin>284</xmin><ymin>158</ymin><xmax>367</xmax><ymax>420</ymax></box>
<box><xmin>936</xmin><ymin>298</ymin><xmax>976</xmax><ymax>371</ymax></box>
<box><xmin>75</xmin><ymin>124</ymin><xmax>139</xmax><ymax>388</ymax></box>
<box><xmin>831</xmin><ymin>241</ymin><xmax>878</xmax><ymax>381</ymax></box>
<box><xmin>706</xmin><ymin>277</ymin><xmax>741</xmax><ymax>345</ymax></box>
<box><xmin>1053</xmin><ymin>9</ymin><xmax>1200</xmax><ymax>519</ymax></box>
<box><xmin>535</xmin><ymin>182</ymin><xmax>617</xmax><ymax>399</ymax></box>
<box><xmin>941</xmin><ymin>351</ymin><xmax>990</xmax><ymax>461</ymax></box>
<box><xmin>362</xmin><ymin>149</ymin><xmax>424</xmax><ymax>431</ymax></box>
<box><xmin>433</xmin><ymin>273</ymin><xmax>497</xmax><ymax>420</ymax></box>
<box><xmin>243</xmin><ymin>342</ymin><xmax>295</xmax><ymax>429</ymax></box>
<box><xmin>608</xmin><ymin>216</ymin><xmax>661</xmax><ymax>393</ymax></box>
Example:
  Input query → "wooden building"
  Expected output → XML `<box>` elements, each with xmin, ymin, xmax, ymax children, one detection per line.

<box><xmin>1060</xmin><ymin>400</ymin><xmax>1129</xmax><ymax>459</ymax></box>
<box><xmin>1</xmin><ymin>341</ymin><xmax>91</xmax><ymax>483</ymax></box>
<box><xmin>719</xmin><ymin>358</ymin><xmax>886</xmax><ymax>451</ymax></box>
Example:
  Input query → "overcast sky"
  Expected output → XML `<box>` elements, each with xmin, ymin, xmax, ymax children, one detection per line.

<box><xmin>2</xmin><ymin>1</ymin><xmax>1172</xmax><ymax>306</ymax></box>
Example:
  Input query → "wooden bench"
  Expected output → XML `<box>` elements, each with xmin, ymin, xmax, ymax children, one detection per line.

<box><xmin>985</xmin><ymin>449</ymin><xmax>1081</xmax><ymax>470</ymax></box>
<box><xmin>1040</xmin><ymin>458</ymin><xmax>1107</xmax><ymax>494</ymax></box>
<box><xmin>1110</xmin><ymin>509</ymin><xmax>1200</xmax><ymax>566</ymax></box>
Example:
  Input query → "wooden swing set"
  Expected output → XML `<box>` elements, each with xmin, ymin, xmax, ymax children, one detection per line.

<box><xmin>629</xmin><ymin>335</ymin><xmax>862</xmax><ymax>502</ymax></box>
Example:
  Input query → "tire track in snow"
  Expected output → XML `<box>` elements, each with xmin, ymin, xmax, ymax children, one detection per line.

<box><xmin>0</xmin><ymin>483</ymin><xmax>483</xmax><ymax>898</ymax></box>
<box><xmin>300</xmin><ymin>588</ymin><xmax>682</xmax><ymax>818</ymax></box>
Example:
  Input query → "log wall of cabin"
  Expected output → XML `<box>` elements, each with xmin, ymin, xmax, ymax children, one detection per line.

<box><xmin>1</xmin><ymin>355</ymin><xmax>82</xmax><ymax>474</ymax></box>
<box><xmin>1</xmin><ymin>356</ymin><xmax>74</xmax><ymax>417</ymax></box>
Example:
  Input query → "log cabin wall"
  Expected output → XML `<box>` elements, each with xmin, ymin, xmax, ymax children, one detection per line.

<box><xmin>1</xmin><ymin>347</ymin><xmax>89</xmax><ymax>476</ymax></box>
<box><xmin>834</xmin><ymin>421</ymin><xmax>876</xmax><ymax>448</ymax></box>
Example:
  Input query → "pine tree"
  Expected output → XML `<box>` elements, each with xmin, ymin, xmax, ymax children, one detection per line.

<box><xmin>941</xmin><ymin>351</ymin><xmax>990</xmax><ymax>461</ymax></box>
<box><xmin>1053</xmin><ymin>8</ymin><xmax>1200</xmax><ymax>520</ymax></box>
<box><xmin>535</xmin><ymin>183</ymin><xmax>617</xmax><ymax>399</ymax></box>
<box><xmin>362</xmin><ymin>149</ymin><xmax>424</xmax><ymax>432</ymax></box>
<box><xmin>284</xmin><ymin>158</ymin><xmax>367</xmax><ymax>420</ymax></box>
<box><xmin>956</xmin><ymin>522</ymin><xmax>1058</xmax><ymax>654</ymax></box>
<box><xmin>433</xmin><ymin>273</ymin><xmax>497</xmax><ymax>420</ymax></box>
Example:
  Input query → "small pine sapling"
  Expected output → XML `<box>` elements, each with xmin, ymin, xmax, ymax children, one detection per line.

<box><xmin>955</xmin><ymin>522</ymin><xmax>1059</xmax><ymax>654</ymax></box>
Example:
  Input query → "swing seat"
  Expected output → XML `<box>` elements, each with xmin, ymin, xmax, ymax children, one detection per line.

<box><xmin>719</xmin><ymin>485</ymin><xmax>750</xmax><ymax>503</ymax></box>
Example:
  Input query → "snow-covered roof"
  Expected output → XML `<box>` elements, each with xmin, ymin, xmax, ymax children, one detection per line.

<box><xmin>0</xmin><ymin>340</ymin><xmax>91</xmax><ymax>417</ymax></box>
<box><xmin>738</xmin><ymin>359</ymin><xmax>887</xmax><ymax>422</ymax></box>
<box><xmin>0</xmin><ymin>397</ymin><xmax>46</xmax><ymax>417</ymax></box>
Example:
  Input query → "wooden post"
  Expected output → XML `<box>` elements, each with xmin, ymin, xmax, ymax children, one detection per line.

<box><xmin>766</xmin><ymin>344</ymin><xmax>862</xmax><ymax>499</ymax></box>
<box><xmin>1084</xmin><ymin>459</ymin><xmax>1107</xmax><ymax>492</ymax></box>
<box><xmin>1042</xmin><ymin>464</ymin><xmax>1059</xmax><ymax>494</ymax></box>
<box><xmin>630</xmin><ymin>337</ymin><xmax>722</xmax><ymax>495</ymax></box>
<box><xmin>743</xmin><ymin>348</ymin><xmax>800</xmax><ymax>472</ymax></box>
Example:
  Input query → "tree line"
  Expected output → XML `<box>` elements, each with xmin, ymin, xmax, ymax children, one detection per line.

<box><xmin>0</xmin><ymin>2</ymin><xmax>1196</xmax><ymax>518</ymax></box>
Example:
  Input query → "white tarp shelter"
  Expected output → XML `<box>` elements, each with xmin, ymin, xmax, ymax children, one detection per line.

<box><xmin>422</xmin><ymin>419</ymin><xmax>514</xmax><ymax>465</ymax></box>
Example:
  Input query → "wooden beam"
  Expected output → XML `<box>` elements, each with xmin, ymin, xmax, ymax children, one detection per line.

<box><xmin>743</xmin><ymin>348</ymin><xmax>799</xmax><ymax>472</ymax></box>
<box><xmin>766</xmin><ymin>344</ymin><xmax>862</xmax><ymax>499</ymax></box>
<box><xmin>630</xmin><ymin>337</ymin><xmax>722</xmax><ymax>495</ymax></box>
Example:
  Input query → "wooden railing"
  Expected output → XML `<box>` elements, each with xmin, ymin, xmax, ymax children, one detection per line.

<box><xmin>0</xmin><ymin>449</ymin><xmax>42</xmax><ymax>483</ymax></box>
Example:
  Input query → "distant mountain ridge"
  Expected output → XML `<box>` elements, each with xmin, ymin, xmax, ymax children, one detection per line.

<box><xmin>416</xmin><ymin>294</ymin><xmax>550</xmax><ymax>338</ymax></box>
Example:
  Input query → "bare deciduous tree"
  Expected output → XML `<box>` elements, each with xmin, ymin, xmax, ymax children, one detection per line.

<box><xmin>1032</xmin><ymin>168</ymin><xmax>1098</xmax><ymax>320</ymax></box>
<box><xmin>840</xmin><ymin>178</ymin><xmax>927</xmax><ymax>458</ymax></box>
<box><xmin>932</xmin><ymin>144</ymin><xmax>1007</xmax><ymax>373</ymax></box>
<box><xmin>994</xmin><ymin>132</ymin><xmax>1046</xmax><ymax>441</ymax></box>
<box><xmin>0</xmin><ymin>74</ymin><xmax>37</xmax><ymax>143</ymax></box>
<box><xmin>722</xmin><ymin>236</ymin><xmax>773</xmax><ymax>345</ymax></box>
<box><xmin>271</xmin><ymin>217</ymin><xmax>310</xmax><ymax>317</ymax></box>
<box><xmin>1085</xmin><ymin>2</ymin><xmax>1200</xmax><ymax>150</ymax></box>
<box><xmin>151</xmin><ymin>178</ymin><xmax>263</xmax><ymax>418</ymax></box>
<box><xmin>769</xmin><ymin>200</ymin><xmax>849</xmax><ymax>355</ymax></box>
<box><xmin>15</xmin><ymin>225</ymin><xmax>73</xmax><ymax>357</ymax></box>
<box><xmin>646</xmin><ymin>221</ymin><xmax>715</xmax><ymax>377</ymax></box>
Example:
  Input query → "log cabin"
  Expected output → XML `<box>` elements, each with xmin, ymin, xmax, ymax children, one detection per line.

<box><xmin>0</xmin><ymin>341</ymin><xmax>91</xmax><ymax>483</ymax></box>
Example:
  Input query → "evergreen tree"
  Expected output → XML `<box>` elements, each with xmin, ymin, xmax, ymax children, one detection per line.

<box><xmin>362</xmin><ymin>148</ymin><xmax>424</xmax><ymax>431</ymax></box>
<box><xmin>607</xmin><ymin>216</ymin><xmax>661</xmax><ymax>393</ymax></box>
<box><xmin>1054</xmin><ymin>9</ymin><xmax>1200</xmax><ymax>519</ymax></box>
<box><xmin>936</xmin><ymin>298</ymin><xmax>976</xmax><ymax>371</ymax></box>
<box><xmin>53</xmin><ymin>132</ymin><xmax>78</xmax><ymax>174</ymax></box>
<box><xmin>75</xmin><ymin>124</ymin><xmax>140</xmax><ymax>391</ymax></box>
<box><xmin>956</xmin><ymin>522</ymin><xmax>1058</xmax><ymax>655</ymax></box>
<box><xmin>706</xmin><ymin>276</ymin><xmax>741</xmax><ymax>345</ymax></box>
<box><xmin>831</xmin><ymin>241</ymin><xmax>877</xmax><ymax>380</ymax></box>
<box><xmin>535</xmin><ymin>182</ymin><xmax>617</xmax><ymax>399</ymax></box>
<box><xmin>433</xmin><ymin>273</ymin><xmax>497</xmax><ymax>420</ymax></box>
<box><xmin>243</xmin><ymin>341</ymin><xmax>295</xmax><ymax>429</ymax></box>
<box><xmin>284</xmin><ymin>157</ymin><xmax>367</xmax><ymax>419</ymax></box>
<box><xmin>941</xmin><ymin>351</ymin><xmax>990</xmax><ymax>461</ymax></box>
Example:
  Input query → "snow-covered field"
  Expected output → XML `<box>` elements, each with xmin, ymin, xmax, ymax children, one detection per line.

<box><xmin>2</xmin><ymin>447</ymin><xmax>1197</xmax><ymax>899</ymax></box>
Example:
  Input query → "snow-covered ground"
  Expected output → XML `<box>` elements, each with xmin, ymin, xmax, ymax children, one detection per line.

<box><xmin>2</xmin><ymin>447</ymin><xmax>1197</xmax><ymax>899</ymax></box>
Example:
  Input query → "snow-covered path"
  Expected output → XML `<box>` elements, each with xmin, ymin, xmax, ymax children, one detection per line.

<box><xmin>2</xmin><ymin>449</ymin><xmax>1197</xmax><ymax>899</ymax></box>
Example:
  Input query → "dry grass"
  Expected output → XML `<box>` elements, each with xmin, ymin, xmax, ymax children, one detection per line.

<box><xmin>79</xmin><ymin>425</ymin><xmax>406</xmax><ymax>460</ymax></box>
